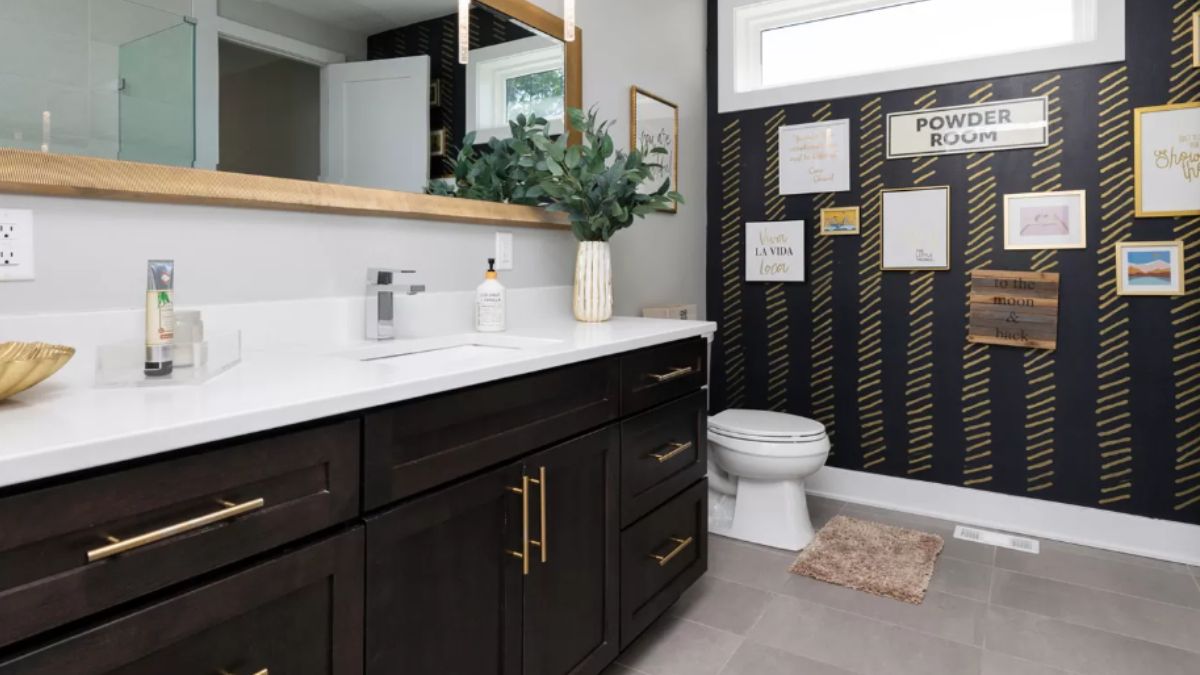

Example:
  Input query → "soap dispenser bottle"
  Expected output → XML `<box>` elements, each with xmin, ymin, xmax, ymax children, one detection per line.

<box><xmin>475</xmin><ymin>258</ymin><xmax>506</xmax><ymax>332</ymax></box>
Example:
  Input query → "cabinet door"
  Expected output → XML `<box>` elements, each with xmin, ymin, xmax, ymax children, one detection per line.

<box><xmin>523</xmin><ymin>427</ymin><xmax>619</xmax><ymax>675</ymax></box>
<box><xmin>365</xmin><ymin>461</ymin><xmax>525</xmax><ymax>675</ymax></box>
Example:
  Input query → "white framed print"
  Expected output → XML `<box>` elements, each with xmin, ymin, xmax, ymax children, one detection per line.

<box><xmin>881</xmin><ymin>186</ymin><xmax>951</xmax><ymax>271</ymax></box>
<box><xmin>1116</xmin><ymin>241</ymin><xmax>1186</xmax><ymax>296</ymax></box>
<box><xmin>1134</xmin><ymin>102</ymin><xmax>1200</xmax><ymax>218</ymax></box>
<box><xmin>1003</xmin><ymin>190</ymin><xmax>1087</xmax><ymax>250</ymax></box>
<box><xmin>746</xmin><ymin>220</ymin><xmax>806</xmax><ymax>282</ymax></box>
<box><xmin>778</xmin><ymin>119</ymin><xmax>851</xmax><ymax>195</ymax></box>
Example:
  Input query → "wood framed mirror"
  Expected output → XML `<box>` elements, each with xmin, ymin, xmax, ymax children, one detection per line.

<box><xmin>0</xmin><ymin>0</ymin><xmax>581</xmax><ymax>229</ymax></box>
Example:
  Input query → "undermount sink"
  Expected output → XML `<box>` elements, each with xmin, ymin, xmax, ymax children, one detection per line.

<box><xmin>343</xmin><ymin>333</ymin><xmax>561</xmax><ymax>365</ymax></box>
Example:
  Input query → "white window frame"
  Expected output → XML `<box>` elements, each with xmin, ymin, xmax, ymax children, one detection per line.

<box><xmin>466</xmin><ymin>36</ymin><xmax>566</xmax><ymax>141</ymax></box>
<box><xmin>717</xmin><ymin>0</ymin><xmax>1125</xmax><ymax>113</ymax></box>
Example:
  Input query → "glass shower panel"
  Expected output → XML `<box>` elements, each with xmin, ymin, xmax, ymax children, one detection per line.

<box><xmin>118</xmin><ymin>22</ymin><xmax>195</xmax><ymax>167</ymax></box>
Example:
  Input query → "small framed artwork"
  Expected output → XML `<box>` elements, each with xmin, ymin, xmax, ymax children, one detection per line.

<box><xmin>431</xmin><ymin>129</ymin><xmax>448</xmax><ymax>158</ymax></box>
<box><xmin>430</xmin><ymin>79</ymin><xmax>443</xmax><ymax>108</ymax></box>
<box><xmin>746</xmin><ymin>220</ymin><xmax>805</xmax><ymax>282</ymax></box>
<box><xmin>778</xmin><ymin>119</ymin><xmax>852</xmax><ymax>195</ymax></box>
<box><xmin>631</xmin><ymin>86</ymin><xmax>680</xmax><ymax>213</ymax></box>
<box><xmin>1116</xmin><ymin>241</ymin><xmax>1186</xmax><ymax>296</ymax></box>
<box><xmin>820</xmin><ymin>206</ymin><xmax>860</xmax><ymax>235</ymax></box>
<box><xmin>880</xmin><ymin>186</ymin><xmax>951</xmax><ymax>271</ymax></box>
<box><xmin>1003</xmin><ymin>190</ymin><xmax>1087</xmax><ymax>250</ymax></box>
<box><xmin>1134</xmin><ymin>102</ymin><xmax>1200</xmax><ymax>217</ymax></box>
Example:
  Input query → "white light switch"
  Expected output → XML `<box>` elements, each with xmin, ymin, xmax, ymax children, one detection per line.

<box><xmin>495</xmin><ymin>232</ymin><xmax>514</xmax><ymax>270</ymax></box>
<box><xmin>0</xmin><ymin>209</ymin><xmax>35</xmax><ymax>281</ymax></box>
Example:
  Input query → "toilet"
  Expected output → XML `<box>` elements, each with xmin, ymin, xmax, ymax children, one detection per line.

<box><xmin>707</xmin><ymin>409</ymin><xmax>830</xmax><ymax>551</ymax></box>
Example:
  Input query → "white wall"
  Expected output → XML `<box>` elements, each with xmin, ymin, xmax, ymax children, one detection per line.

<box><xmin>0</xmin><ymin>0</ymin><xmax>708</xmax><ymax>319</ymax></box>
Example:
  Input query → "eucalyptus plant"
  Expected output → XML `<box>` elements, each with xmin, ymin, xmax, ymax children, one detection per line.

<box><xmin>537</xmin><ymin>107</ymin><xmax>683</xmax><ymax>242</ymax></box>
<box><xmin>426</xmin><ymin>114</ymin><xmax>556</xmax><ymax>206</ymax></box>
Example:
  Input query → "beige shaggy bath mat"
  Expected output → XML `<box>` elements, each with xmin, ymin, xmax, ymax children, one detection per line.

<box><xmin>789</xmin><ymin>515</ymin><xmax>944</xmax><ymax>605</ymax></box>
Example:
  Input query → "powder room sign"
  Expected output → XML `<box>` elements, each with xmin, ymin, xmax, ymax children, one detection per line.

<box><xmin>887</xmin><ymin>97</ymin><xmax>1049</xmax><ymax>159</ymax></box>
<box><xmin>746</xmin><ymin>220</ymin><xmax>806</xmax><ymax>282</ymax></box>
<box><xmin>968</xmin><ymin>270</ymin><xmax>1060</xmax><ymax>350</ymax></box>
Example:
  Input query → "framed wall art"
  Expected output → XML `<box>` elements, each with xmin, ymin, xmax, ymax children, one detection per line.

<box><xmin>778</xmin><ymin>119</ymin><xmax>851</xmax><ymax>195</ymax></box>
<box><xmin>1003</xmin><ymin>190</ymin><xmax>1087</xmax><ymax>250</ymax></box>
<box><xmin>1115</xmin><ymin>241</ymin><xmax>1186</xmax><ymax>296</ymax></box>
<box><xmin>881</xmin><ymin>186</ymin><xmax>951</xmax><ymax>271</ymax></box>
<box><xmin>631</xmin><ymin>86</ymin><xmax>680</xmax><ymax>212</ymax></box>
<box><xmin>746</xmin><ymin>220</ymin><xmax>806</xmax><ymax>282</ymax></box>
<box><xmin>820</xmin><ymin>206</ymin><xmax>860</xmax><ymax>236</ymax></box>
<box><xmin>1134</xmin><ymin>102</ymin><xmax>1200</xmax><ymax>217</ymax></box>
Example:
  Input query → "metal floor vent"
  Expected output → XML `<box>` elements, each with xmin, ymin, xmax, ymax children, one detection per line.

<box><xmin>953</xmin><ymin>525</ymin><xmax>1040</xmax><ymax>554</ymax></box>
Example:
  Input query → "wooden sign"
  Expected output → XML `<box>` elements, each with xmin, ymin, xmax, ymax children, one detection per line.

<box><xmin>968</xmin><ymin>270</ymin><xmax>1060</xmax><ymax>350</ymax></box>
<box><xmin>887</xmin><ymin>96</ymin><xmax>1048</xmax><ymax>159</ymax></box>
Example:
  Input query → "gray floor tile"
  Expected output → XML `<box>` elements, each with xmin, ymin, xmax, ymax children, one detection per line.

<box><xmin>929</xmin><ymin>556</ymin><xmax>994</xmax><ymax>602</ymax></box>
<box><xmin>707</xmin><ymin>535</ymin><xmax>796</xmax><ymax>592</ymax></box>
<box><xmin>980</xmin><ymin>651</ymin><xmax>1074</xmax><ymax>675</ymax></box>
<box><xmin>748</xmin><ymin>594</ymin><xmax>982</xmax><ymax>675</ymax></box>
<box><xmin>1033</xmin><ymin>538</ymin><xmax>1193</xmax><ymax>575</ymax></box>
<box><xmin>602</xmin><ymin>664</ymin><xmax>648</xmax><ymax>675</ymax></box>
<box><xmin>617</xmin><ymin>617</ymin><xmax>743</xmax><ymax>675</ymax></box>
<box><xmin>809</xmin><ymin>495</ymin><xmax>846</xmax><ymax>530</ymax></box>
<box><xmin>780</xmin><ymin>573</ymin><xmax>987</xmax><ymax>646</ymax></box>
<box><xmin>989</xmin><ymin>568</ymin><xmax>1200</xmax><ymax>653</ymax></box>
<box><xmin>721</xmin><ymin>642</ymin><xmax>856</xmax><ymax>675</ymax></box>
<box><xmin>670</xmin><ymin>575</ymin><xmax>773</xmax><ymax>635</ymax></box>
<box><xmin>839</xmin><ymin>504</ymin><xmax>996</xmax><ymax>564</ymax></box>
<box><xmin>995</xmin><ymin>545</ymin><xmax>1200</xmax><ymax>610</ymax></box>
<box><xmin>983</xmin><ymin>605</ymin><xmax>1200</xmax><ymax>675</ymax></box>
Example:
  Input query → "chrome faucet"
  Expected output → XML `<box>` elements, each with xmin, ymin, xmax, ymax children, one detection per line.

<box><xmin>366</xmin><ymin>268</ymin><xmax>425</xmax><ymax>340</ymax></box>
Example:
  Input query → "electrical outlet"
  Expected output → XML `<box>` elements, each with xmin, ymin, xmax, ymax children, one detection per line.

<box><xmin>0</xmin><ymin>209</ymin><xmax>35</xmax><ymax>281</ymax></box>
<box><xmin>495</xmin><ymin>232</ymin><xmax>514</xmax><ymax>270</ymax></box>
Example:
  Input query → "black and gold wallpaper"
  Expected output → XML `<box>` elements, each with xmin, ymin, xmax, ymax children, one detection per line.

<box><xmin>705</xmin><ymin>1</ymin><xmax>1200</xmax><ymax>523</ymax></box>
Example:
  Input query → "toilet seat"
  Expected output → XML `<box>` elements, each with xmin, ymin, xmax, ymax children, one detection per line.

<box><xmin>708</xmin><ymin>409</ymin><xmax>827</xmax><ymax>442</ymax></box>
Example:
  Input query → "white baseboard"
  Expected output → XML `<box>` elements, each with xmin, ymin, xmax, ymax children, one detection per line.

<box><xmin>806</xmin><ymin>467</ymin><xmax>1200</xmax><ymax>566</ymax></box>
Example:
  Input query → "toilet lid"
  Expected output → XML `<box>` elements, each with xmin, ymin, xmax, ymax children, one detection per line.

<box><xmin>708</xmin><ymin>409</ymin><xmax>827</xmax><ymax>441</ymax></box>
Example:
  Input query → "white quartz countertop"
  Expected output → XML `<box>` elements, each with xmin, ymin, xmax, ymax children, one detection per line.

<box><xmin>0</xmin><ymin>300</ymin><xmax>715</xmax><ymax>489</ymax></box>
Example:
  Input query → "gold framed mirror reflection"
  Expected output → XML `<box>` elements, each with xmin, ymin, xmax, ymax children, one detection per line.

<box><xmin>0</xmin><ymin>0</ymin><xmax>581</xmax><ymax>229</ymax></box>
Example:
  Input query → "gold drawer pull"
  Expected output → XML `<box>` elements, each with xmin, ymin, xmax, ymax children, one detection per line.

<box><xmin>649</xmin><ymin>366</ymin><xmax>694</xmax><ymax>383</ymax></box>
<box><xmin>650</xmin><ymin>441</ymin><xmax>693</xmax><ymax>463</ymax></box>
<box><xmin>506</xmin><ymin>476</ymin><xmax>531</xmax><ymax>575</ymax></box>
<box><xmin>87</xmin><ymin>498</ymin><xmax>265</xmax><ymax>563</ymax></box>
<box><xmin>650</xmin><ymin>536</ymin><xmax>694</xmax><ymax>567</ymax></box>
<box><xmin>528</xmin><ymin>466</ymin><xmax>548</xmax><ymax>564</ymax></box>
<box><xmin>220</xmin><ymin>670</ymin><xmax>268</xmax><ymax>675</ymax></box>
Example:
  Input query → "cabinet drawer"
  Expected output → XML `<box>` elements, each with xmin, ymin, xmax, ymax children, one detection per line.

<box><xmin>620</xmin><ymin>479</ymin><xmax>708</xmax><ymax>648</ymax></box>
<box><xmin>363</xmin><ymin>357</ymin><xmax>619</xmax><ymax>509</ymax></box>
<box><xmin>0</xmin><ymin>419</ymin><xmax>360</xmax><ymax>650</ymax></box>
<box><xmin>0</xmin><ymin>527</ymin><xmax>364</xmax><ymax>674</ymax></box>
<box><xmin>620</xmin><ymin>338</ymin><xmax>706</xmax><ymax>415</ymax></box>
<box><xmin>620</xmin><ymin>391</ymin><xmax>707</xmax><ymax>527</ymax></box>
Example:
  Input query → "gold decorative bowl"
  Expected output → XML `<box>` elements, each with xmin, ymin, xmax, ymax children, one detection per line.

<box><xmin>0</xmin><ymin>342</ymin><xmax>75</xmax><ymax>401</ymax></box>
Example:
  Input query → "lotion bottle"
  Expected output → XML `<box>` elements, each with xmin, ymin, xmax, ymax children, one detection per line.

<box><xmin>475</xmin><ymin>258</ymin><xmax>506</xmax><ymax>332</ymax></box>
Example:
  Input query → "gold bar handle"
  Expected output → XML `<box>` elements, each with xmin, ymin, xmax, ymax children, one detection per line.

<box><xmin>649</xmin><ymin>441</ymin><xmax>693</xmax><ymax>464</ymax></box>
<box><xmin>506</xmin><ymin>476</ymin><xmax>531</xmax><ymax>575</ymax></box>
<box><xmin>88</xmin><ymin>498</ymin><xmax>265</xmax><ymax>563</ymax></box>
<box><xmin>528</xmin><ymin>466</ymin><xmax>548</xmax><ymax>564</ymax></box>
<box><xmin>650</xmin><ymin>536</ymin><xmax>694</xmax><ymax>567</ymax></box>
<box><xmin>649</xmin><ymin>366</ymin><xmax>695</xmax><ymax>383</ymax></box>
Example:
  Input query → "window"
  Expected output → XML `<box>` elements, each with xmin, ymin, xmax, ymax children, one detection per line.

<box><xmin>467</xmin><ymin>36</ymin><xmax>566</xmax><ymax>141</ymax></box>
<box><xmin>505</xmin><ymin>68</ymin><xmax>565</xmax><ymax>121</ymax></box>
<box><xmin>718</xmin><ymin>0</ymin><xmax>1125</xmax><ymax>112</ymax></box>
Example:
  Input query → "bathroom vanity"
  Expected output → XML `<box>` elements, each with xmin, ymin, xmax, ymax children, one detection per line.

<box><xmin>0</xmin><ymin>323</ymin><xmax>712</xmax><ymax>675</ymax></box>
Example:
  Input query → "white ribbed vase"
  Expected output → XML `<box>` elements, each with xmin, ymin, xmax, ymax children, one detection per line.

<box><xmin>573</xmin><ymin>241</ymin><xmax>613</xmax><ymax>322</ymax></box>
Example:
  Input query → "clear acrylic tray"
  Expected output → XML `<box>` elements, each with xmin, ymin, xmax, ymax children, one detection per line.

<box><xmin>95</xmin><ymin>331</ymin><xmax>242</xmax><ymax>388</ymax></box>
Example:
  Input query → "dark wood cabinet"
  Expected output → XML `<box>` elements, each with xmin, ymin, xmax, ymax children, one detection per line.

<box><xmin>0</xmin><ymin>528</ymin><xmax>364</xmax><ymax>675</ymax></box>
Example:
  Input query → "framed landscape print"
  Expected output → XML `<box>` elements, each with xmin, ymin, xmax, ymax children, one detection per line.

<box><xmin>881</xmin><ymin>186</ymin><xmax>951</xmax><ymax>271</ymax></box>
<box><xmin>1003</xmin><ymin>190</ymin><xmax>1087</xmax><ymax>250</ymax></box>
<box><xmin>1134</xmin><ymin>102</ymin><xmax>1200</xmax><ymax>217</ymax></box>
<box><xmin>631</xmin><ymin>86</ymin><xmax>680</xmax><ymax>213</ymax></box>
<box><xmin>820</xmin><ymin>206</ymin><xmax>860</xmax><ymax>235</ymax></box>
<box><xmin>1116</xmin><ymin>241</ymin><xmax>1186</xmax><ymax>296</ymax></box>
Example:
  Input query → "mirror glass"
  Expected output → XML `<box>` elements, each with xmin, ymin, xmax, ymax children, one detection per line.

<box><xmin>0</xmin><ymin>0</ymin><xmax>567</xmax><ymax>194</ymax></box>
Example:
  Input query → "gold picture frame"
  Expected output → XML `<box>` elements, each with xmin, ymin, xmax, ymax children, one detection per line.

<box><xmin>1115</xmin><ymin>240</ymin><xmax>1186</xmax><ymax>296</ymax></box>
<box><xmin>1003</xmin><ymin>190</ymin><xmax>1087</xmax><ymax>251</ymax></box>
<box><xmin>1133</xmin><ymin>102</ymin><xmax>1200</xmax><ymax>218</ymax></box>
<box><xmin>820</xmin><ymin>206</ymin><xmax>860</xmax><ymax>236</ymax></box>
<box><xmin>880</xmin><ymin>186</ymin><xmax>952</xmax><ymax>271</ymax></box>
<box><xmin>0</xmin><ymin>0</ymin><xmax>582</xmax><ymax>231</ymax></box>
<box><xmin>431</xmin><ymin>129</ymin><xmax>448</xmax><ymax>158</ymax></box>
<box><xmin>630</xmin><ymin>86</ymin><xmax>680</xmax><ymax>214</ymax></box>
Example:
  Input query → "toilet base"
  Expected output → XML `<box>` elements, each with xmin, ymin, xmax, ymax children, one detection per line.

<box><xmin>708</xmin><ymin>477</ymin><xmax>815</xmax><ymax>552</ymax></box>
